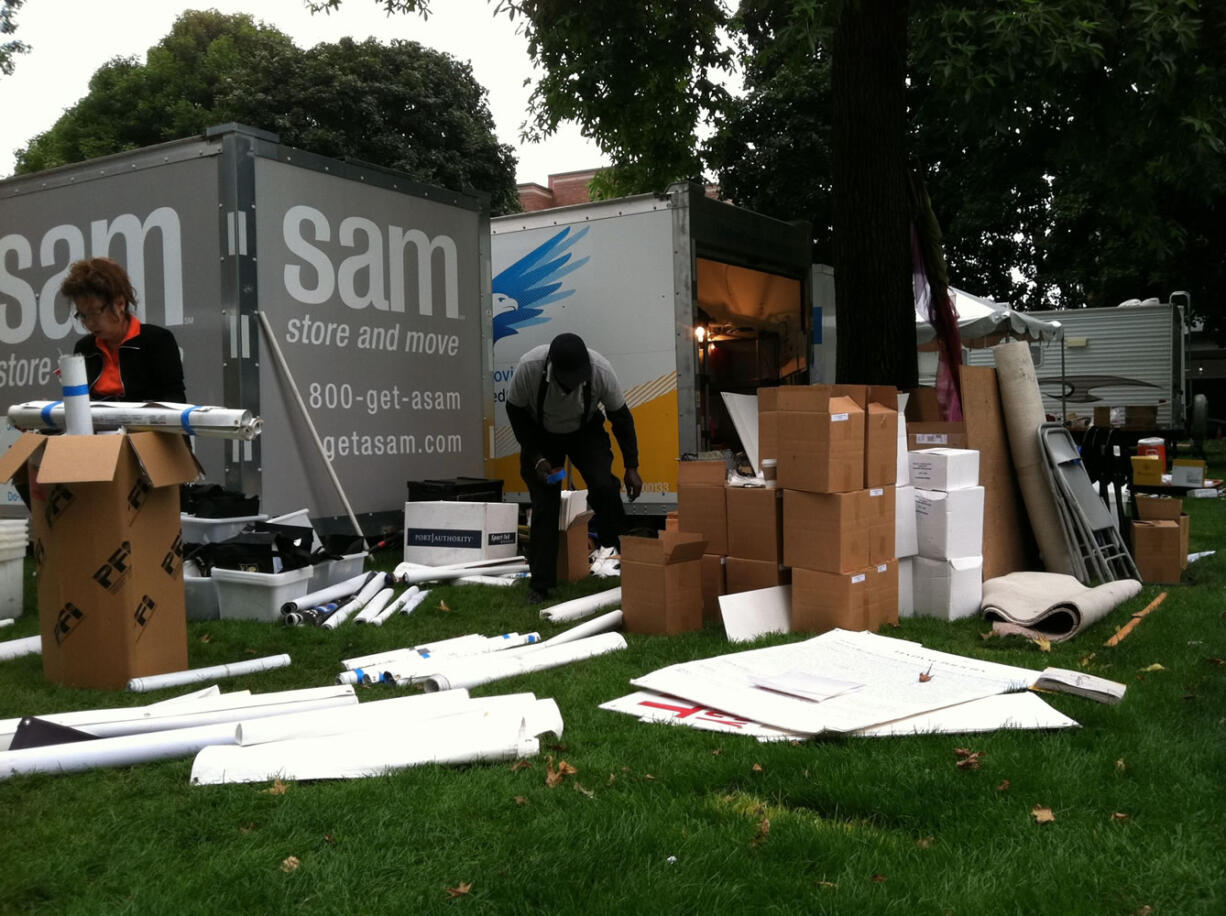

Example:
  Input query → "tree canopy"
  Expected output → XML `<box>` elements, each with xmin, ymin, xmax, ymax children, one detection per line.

<box><xmin>0</xmin><ymin>0</ymin><xmax>27</xmax><ymax>77</ymax></box>
<box><xmin>14</xmin><ymin>9</ymin><xmax>520</xmax><ymax>214</ymax></box>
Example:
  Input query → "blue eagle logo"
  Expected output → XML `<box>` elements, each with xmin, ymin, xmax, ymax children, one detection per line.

<box><xmin>492</xmin><ymin>226</ymin><xmax>590</xmax><ymax>344</ymax></box>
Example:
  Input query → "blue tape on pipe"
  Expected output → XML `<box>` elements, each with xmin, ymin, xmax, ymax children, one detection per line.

<box><xmin>179</xmin><ymin>406</ymin><xmax>199</xmax><ymax>435</ymax></box>
<box><xmin>40</xmin><ymin>401</ymin><xmax>63</xmax><ymax>427</ymax></box>
<box><xmin>61</xmin><ymin>384</ymin><xmax>89</xmax><ymax>397</ymax></box>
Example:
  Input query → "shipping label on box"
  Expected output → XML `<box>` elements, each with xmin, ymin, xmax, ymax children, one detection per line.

<box><xmin>906</xmin><ymin>423</ymin><xmax>968</xmax><ymax>451</ymax></box>
<box><xmin>726</xmin><ymin>486</ymin><xmax>783</xmax><ymax>562</ymax></box>
<box><xmin>908</xmin><ymin>448</ymin><xmax>979</xmax><ymax>490</ymax></box>
<box><xmin>0</xmin><ymin>431</ymin><xmax>199</xmax><ymax>690</ymax></box>
<box><xmin>403</xmin><ymin>501</ymin><xmax>518</xmax><ymax>566</ymax></box>
<box><xmin>791</xmin><ymin>566</ymin><xmax>869</xmax><ymax>634</ymax></box>
<box><xmin>915</xmin><ymin>486</ymin><xmax>985</xmax><ymax>560</ymax></box>
<box><xmin>782</xmin><ymin>489</ymin><xmax>867</xmax><ymax>573</ymax></box>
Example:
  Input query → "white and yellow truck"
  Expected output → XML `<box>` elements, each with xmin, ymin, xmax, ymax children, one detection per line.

<box><xmin>487</xmin><ymin>182</ymin><xmax>812</xmax><ymax>512</ymax></box>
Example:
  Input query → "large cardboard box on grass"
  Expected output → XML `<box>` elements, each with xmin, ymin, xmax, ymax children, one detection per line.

<box><xmin>783</xmin><ymin>489</ymin><xmax>867</xmax><ymax>573</ymax></box>
<box><xmin>912</xmin><ymin>555</ymin><xmax>983</xmax><ymax>621</ymax></box>
<box><xmin>620</xmin><ymin>531</ymin><xmax>707</xmax><ymax>634</ymax></box>
<box><xmin>701</xmin><ymin>554</ymin><xmax>726</xmax><ymax>623</ymax></box>
<box><xmin>777</xmin><ymin>385</ymin><xmax>865</xmax><ymax>493</ymax></box>
<box><xmin>556</xmin><ymin>510</ymin><xmax>595</xmax><ymax>583</ymax></box>
<box><xmin>867</xmin><ymin>560</ymin><xmax>899</xmax><ymax>630</ymax></box>
<box><xmin>725</xmin><ymin>557</ymin><xmax>791</xmax><ymax>594</ymax></box>
<box><xmin>837</xmin><ymin>385</ymin><xmax>898</xmax><ymax>487</ymax></box>
<box><xmin>791</xmin><ymin>566</ymin><xmax>868</xmax><ymax>633</ymax></box>
<box><xmin>0</xmin><ymin>431</ymin><xmax>200</xmax><ymax>689</ymax></box>
<box><xmin>726</xmin><ymin>486</ymin><xmax>783</xmax><ymax>562</ymax></box>
<box><xmin>1131</xmin><ymin>520</ymin><xmax>1182</xmax><ymax>584</ymax></box>
<box><xmin>863</xmin><ymin>486</ymin><xmax>896</xmax><ymax>565</ymax></box>
<box><xmin>403</xmin><ymin>500</ymin><xmax>518</xmax><ymax>566</ymax></box>
<box><xmin>677</xmin><ymin>460</ymin><xmax>728</xmax><ymax>555</ymax></box>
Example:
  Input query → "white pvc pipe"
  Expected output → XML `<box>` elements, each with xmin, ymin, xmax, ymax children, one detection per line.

<box><xmin>397</xmin><ymin>588</ymin><xmax>431</xmax><ymax>617</ymax></box>
<box><xmin>127</xmin><ymin>654</ymin><xmax>292</xmax><ymax>692</ymax></box>
<box><xmin>455</xmin><ymin>575</ymin><xmax>522</xmax><ymax>587</ymax></box>
<box><xmin>9</xmin><ymin>401</ymin><xmax>261</xmax><ymax>439</ymax></box>
<box><xmin>0</xmin><ymin>619</ymin><xmax>15</xmax><ymax>629</ymax></box>
<box><xmin>281</xmin><ymin>572</ymin><xmax>374</xmax><ymax>615</ymax></box>
<box><xmin>57</xmin><ymin>353</ymin><xmax>94</xmax><ymax>435</ymax></box>
<box><xmin>538</xmin><ymin>609</ymin><xmax>624</xmax><ymax>648</ymax></box>
<box><xmin>394</xmin><ymin>562</ymin><xmax>529</xmax><ymax>586</ymax></box>
<box><xmin>420</xmin><ymin>632</ymin><xmax>627</xmax><ymax>692</ymax></box>
<box><xmin>393</xmin><ymin>556</ymin><xmax>526</xmax><ymax>579</ymax></box>
<box><xmin>146</xmin><ymin>685</ymin><xmax>224</xmax><ymax>706</ymax></box>
<box><xmin>0</xmin><ymin>634</ymin><xmax>41</xmax><ymax>662</ymax></box>
<box><xmin>385</xmin><ymin>633</ymin><xmax>541</xmax><ymax>685</ymax></box>
<box><xmin>321</xmin><ymin>572</ymin><xmax>391</xmax><ymax>629</ymax></box>
<box><xmin>539</xmin><ymin>587</ymin><xmax>623</xmax><ymax>623</ymax></box>
<box><xmin>352</xmin><ymin>588</ymin><xmax>395</xmax><ymax>625</ymax></box>
<box><xmin>235</xmin><ymin>690</ymin><xmax>474</xmax><ymax>746</ymax></box>
<box><xmin>0</xmin><ymin>720</ymin><xmax>239</xmax><ymax>779</ymax></box>
<box><xmin>191</xmin><ymin>714</ymin><xmax>541</xmax><ymax>785</ymax></box>
<box><xmin>342</xmin><ymin>633</ymin><xmax>486</xmax><ymax>671</ymax></box>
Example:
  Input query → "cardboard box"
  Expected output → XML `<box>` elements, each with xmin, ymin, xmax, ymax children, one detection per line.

<box><xmin>1130</xmin><ymin>454</ymin><xmax>1163</xmax><ymax>486</ymax></box>
<box><xmin>620</xmin><ymin>532</ymin><xmax>707</xmax><ymax>634</ymax></box>
<box><xmin>677</xmin><ymin>484</ymin><xmax>728</xmax><ymax>556</ymax></box>
<box><xmin>782</xmin><ymin>489</ymin><xmax>867</xmax><ymax>573</ymax></box>
<box><xmin>908</xmin><ymin>448</ymin><xmax>979</xmax><ymax>490</ymax></box>
<box><xmin>1093</xmin><ymin>406</ymin><xmax>1112</xmax><ymax>427</ymax></box>
<box><xmin>895</xmin><ymin>485</ymin><xmax>918</xmax><ymax>558</ymax></box>
<box><xmin>898</xmin><ymin>556</ymin><xmax>915</xmax><ymax>618</ymax></box>
<box><xmin>777</xmin><ymin>385</ymin><xmax>865</xmax><ymax>493</ymax></box>
<box><xmin>1171</xmin><ymin>459</ymin><xmax>1206</xmax><ymax>487</ymax></box>
<box><xmin>725</xmin><ymin>486</ymin><xmax>783</xmax><ymax>562</ymax></box>
<box><xmin>677</xmin><ymin>459</ymin><xmax>728</xmax><ymax>487</ymax></box>
<box><xmin>701</xmin><ymin>553</ymin><xmax>726</xmax><ymax>623</ymax></box>
<box><xmin>867</xmin><ymin>560</ymin><xmax>899</xmax><ymax>630</ymax></box>
<box><xmin>1124</xmin><ymin>405</ymin><xmax>1158</xmax><ymax>429</ymax></box>
<box><xmin>896</xmin><ymin>412</ymin><xmax>911</xmax><ymax>486</ymax></box>
<box><xmin>0</xmin><ymin>431</ymin><xmax>200</xmax><ymax>689</ymax></box>
<box><xmin>1180</xmin><ymin>514</ymin><xmax>1189</xmax><ymax>569</ymax></box>
<box><xmin>863</xmin><ymin>486</ymin><xmax>896</xmax><ymax>565</ymax></box>
<box><xmin>725</xmin><ymin>557</ymin><xmax>791</xmax><ymax>594</ymax></box>
<box><xmin>791</xmin><ymin>566</ymin><xmax>869</xmax><ymax>634</ymax></box>
<box><xmin>1131</xmin><ymin>520</ymin><xmax>1182</xmax><ymax>584</ymax></box>
<box><xmin>403</xmin><ymin>501</ymin><xmax>518</xmax><ymax>566</ymax></box>
<box><xmin>915</xmin><ymin>487</ymin><xmax>985</xmax><ymax>559</ymax></box>
<box><xmin>664</xmin><ymin>511</ymin><xmax>680</xmax><ymax>532</ymax></box>
<box><xmin>912</xmin><ymin>555</ymin><xmax>983</xmax><ymax>621</ymax></box>
<box><xmin>758</xmin><ymin>387</ymin><xmax>781</xmax><ymax>466</ymax></box>
<box><xmin>907</xmin><ymin>423</ymin><xmax>968</xmax><ymax>451</ymax></box>
<box><xmin>863</xmin><ymin>386</ymin><xmax>899</xmax><ymax>487</ymax></box>
<box><xmin>556</xmin><ymin>510</ymin><xmax>595</xmax><ymax>583</ymax></box>
<box><xmin>1134</xmin><ymin>494</ymin><xmax>1183</xmax><ymax>521</ymax></box>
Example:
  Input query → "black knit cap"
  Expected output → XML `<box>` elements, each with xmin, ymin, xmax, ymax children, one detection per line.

<box><xmin>547</xmin><ymin>333</ymin><xmax>591</xmax><ymax>389</ymax></box>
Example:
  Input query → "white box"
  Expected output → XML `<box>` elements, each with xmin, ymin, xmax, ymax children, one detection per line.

<box><xmin>308</xmin><ymin>551</ymin><xmax>369</xmax><ymax>593</ymax></box>
<box><xmin>559</xmin><ymin>489</ymin><xmax>589</xmax><ymax>530</ymax></box>
<box><xmin>403</xmin><ymin>501</ymin><xmax>518</xmax><ymax>566</ymax></box>
<box><xmin>912</xmin><ymin>555</ymin><xmax>983</xmax><ymax>620</ymax></box>
<box><xmin>0</xmin><ymin>542</ymin><xmax>24</xmax><ymax>620</ymax></box>
<box><xmin>895</xmin><ymin>485</ymin><xmax>918</xmax><ymax>558</ymax></box>
<box><xmin>915</xmin><ymin>487</ymin><xmax>985</xmax><ymax>559</ymax></box>
<box><xmin>898</xmin><ymin>556</ymin><xmax>914</xmax><ymax>618</ymax></box>
<box><xmin>180</xmin><ymin>513</ymin><xmax>268</xmax><ymax>545</ymax></box>
<box><xmin>213</xmin><ymin>565</ymin><xmax>313</xmax><ymax>622</ymax></box>
<box><xmin>908</xmin><ymin>448</ymin><xmax>979</xmax><ymax>491</ymax></box>
<box><xmin>896</xmin><ymin>413</ymin><xmax>910</xmax><ymax>486</ymax></box>
<box><xmin>184</xmin><ymin>572</ymin><xmax>219</xmax><ymax>621</ymax></box>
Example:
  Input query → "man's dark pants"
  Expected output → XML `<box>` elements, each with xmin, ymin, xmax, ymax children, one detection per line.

<box><xmin>519</xmin><ymin>415</ymin><xmax>625</xmax><ymax>593</ymax></box>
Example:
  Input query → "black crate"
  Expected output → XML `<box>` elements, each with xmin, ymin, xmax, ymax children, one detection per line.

<box><xmin>406</xmin><ymin>476</ymin><xmax>505</xmax><ymax>503</ymax></box>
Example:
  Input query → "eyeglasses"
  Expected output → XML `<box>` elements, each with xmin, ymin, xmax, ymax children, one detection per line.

<box><xmin>73</xmin><ymin>305</ymin><xmax>112</xmax><ymax>323</ymax></box>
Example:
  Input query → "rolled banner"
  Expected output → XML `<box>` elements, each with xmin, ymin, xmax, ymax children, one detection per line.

<box><xmin>8</xmin><ymin>400</ymin><xmax>262</xmax><ymax>440</ymax></box>
<box><xmin>127</xmin><ymin>653</ymin><xmax>292</xmax><ymax>692</ymax></box>
<box><xmin>57</xmin><ymin>354</ymin><xmax>93</xmax><ymax>435</ymax></box>
<box><xmin>539</xmin><ymin>587</ymin><xmax>623</xmax><ymax>623</ymax></box>
<box><xmin>0</xmin><ymin>635</ymin><xmax>41</xmax><ymax>663</ymax></box>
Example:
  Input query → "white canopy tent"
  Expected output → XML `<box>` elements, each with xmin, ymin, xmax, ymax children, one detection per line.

<box><xmin>917</xmin><ymin>287</ymin><xmax>1064</xmax><ymax>347</ymax></box>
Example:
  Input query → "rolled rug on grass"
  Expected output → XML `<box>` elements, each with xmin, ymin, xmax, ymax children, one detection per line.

<box><xmin>980</xmin><ymin>573</ymin><xmax>1143</xmax><ymax>642</ymax></box>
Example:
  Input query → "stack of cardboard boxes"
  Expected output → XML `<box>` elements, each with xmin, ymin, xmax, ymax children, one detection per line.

<box><xmin>909</xmin><ymin>448</ymin><xmax>985</xmax><ymax>619</ymax></box>
<box><xmin>1131</xmin><ymin>494</ymin><xmax>1188</xmax><ymax>583</ymax></box>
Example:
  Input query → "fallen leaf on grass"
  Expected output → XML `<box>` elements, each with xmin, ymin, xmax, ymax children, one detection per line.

<box><xmin>544</xmin><ymin>756</ymin><xmax>577</xmax><ymax>788</ymax></box>
<box><xmin>1031</xmin><ymin>805</ymin><xmax>1056</xmax><ymax>824</ymax></box>
<box><xmin>1116</xmin><ymin>758</ymin><xmax>1127</xmax><ymax>773</ymax></box>
<box><xmin>445</xmin><ymin>882</ymin><xmax>472</xmax><ymax>898</ymax></box>
<box><xmin>239</xmin><ymin>823</ymin><xmax>255</xmax><ymax>834</ymax></box>
<box><xmin>916</xmin><ymin>836</ymin><xmax>934</xmax><ymax>849</ymax></box>
<box><xmin>997</xmin><ymin>780</ymin><xmax>1011</xmax><ymax>793</ymax></box>
<box><xmin>244</xmin><ymin>647</ymin><xmax>258</xmax><ymax>655</ymax></box>
<box><xmin>870</xmin><ymin>874</ymin><xmax>887</xmax><ymax>883</ymax></box>
<box><xmin>954</xmin><ymin>747</ymin><xmax>984</xmax><ymax>770</ymax></box>
<box><xmin>752</xmin><ymin>763</ymin><xmax>763</xmax><ymax>772</ymax></box>
<box><xmin>322</xmin><ymin>834</ymin><xmax>335</xmax><ymax>846</ymax></box>
<box><xmin>1133</xmin><ymin>906</ymin><xmax>1153</xmax><ymax>916</ymax></box>
<box><xmin>712</xmin><ymin>748</ymin><xmax>722</xmax><ymax>756</ymax></box>
<box><xmin>816</xmin><ymin>881</ymin><xmax>838</xmax><ymax>890</ymax></box>
<box><xmin>751</xmin><ymin>816</ymin><xmax>770</xmax><ymax>847</ymax></box>
<box><xmin>281</xmin><ymin>856</ymin><xmax>300</xmax><ymax>873</ymax></box>
<box><xmin>1079</xmin><ymin>652</ymin><xmax>1096</xmax><ymax>667</ymax></box>
<box><xmin>1141</xmin><ymin>663</ymin><xmax>1165</xmax><ymax>672</ymax></box>
<box><xmin>199</xmin><ymin>633</ymin><xmax>211</xmax><ymax>644</ymax></box>
<box><xmin>264</xmin><ymin>779</ymin><xmax>289</xmax><ymax>796</ymax></box>
<box><xmin>513</xmin><ymin>796</ymin><xmax>528</xmax><ymax>806</ymax></box>
<box><xmin>606</xmin><ymin>773</ymin><xmax>617</xmax><ymax>786</ymax></box>
<box><xmin>641</xmin><ymin>773</ymin><xmax>656</xmax><ymax>781</ymax></box>
<box><xmin>1111</xmin><ymin>812</ymin><xmax>1131</xmax><ymax>822</ymax></box>
<box><xmin>1032</xmin><ymin>636</ymin><xmax>1052</xmax><ymax>653</ymax></box>
<box><xmin>510</xmin><ymin>759</ymin><xmax>532</xmax><ymax>772</ymax></box>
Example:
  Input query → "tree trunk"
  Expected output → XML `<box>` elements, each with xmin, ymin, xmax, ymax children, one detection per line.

<box><xmin>830</xmin><ymin>0</ymin><xmax>917</xmax><ymax>389</ymax></box>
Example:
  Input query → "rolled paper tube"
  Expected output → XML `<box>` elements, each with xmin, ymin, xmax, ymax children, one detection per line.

<box><xmin>57</xmin><ymin>354</ymin><xmax>93</xmax><ymax>435</ymax></box>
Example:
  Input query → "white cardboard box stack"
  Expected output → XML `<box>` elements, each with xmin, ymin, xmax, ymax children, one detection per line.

<box><xmin>909</xmin><ymin>448</ymin><xmax>984</xmax><ymax>620</ymax></box>
<box><xmin>895</xmin><ymin>408</ymin><xmax>918</xmax><ymax>616</ymax></box>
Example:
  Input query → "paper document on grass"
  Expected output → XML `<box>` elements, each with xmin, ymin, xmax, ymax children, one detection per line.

<box><xmin>749</xmin><ymin>671</ymin><xmax>864</xmax><ymax>702</ymax></box>
<box><xmin>1032</xmin><ymin>667</ymin><xmax>1126</xmax><ymax>704</ymax></box>
<box><xmin>599</xmin><ymin>690</ymin><xmax>802</xmax><ymax>742</ymax></box>
<box><xmin>853</xmin><ymin>691</ymin><xmax>1079</xmax><ymax>737</ymax></box>
<box><xmin>630</xmin><ymin>629</ymin><xmax>1039</xmax><ymax>735</ymax></box>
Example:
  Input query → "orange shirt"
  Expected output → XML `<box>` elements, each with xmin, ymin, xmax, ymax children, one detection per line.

<box><xmin>93</xmin><ymin>316</ymin><xmax>142</xmax><ymax>397</ymax></box>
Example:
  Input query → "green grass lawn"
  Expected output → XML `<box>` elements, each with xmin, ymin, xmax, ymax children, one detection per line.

<box><xmin>2</xmin><ymin>447</ymin><xmax>1225</xmax><ymax>914</ymax></box>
